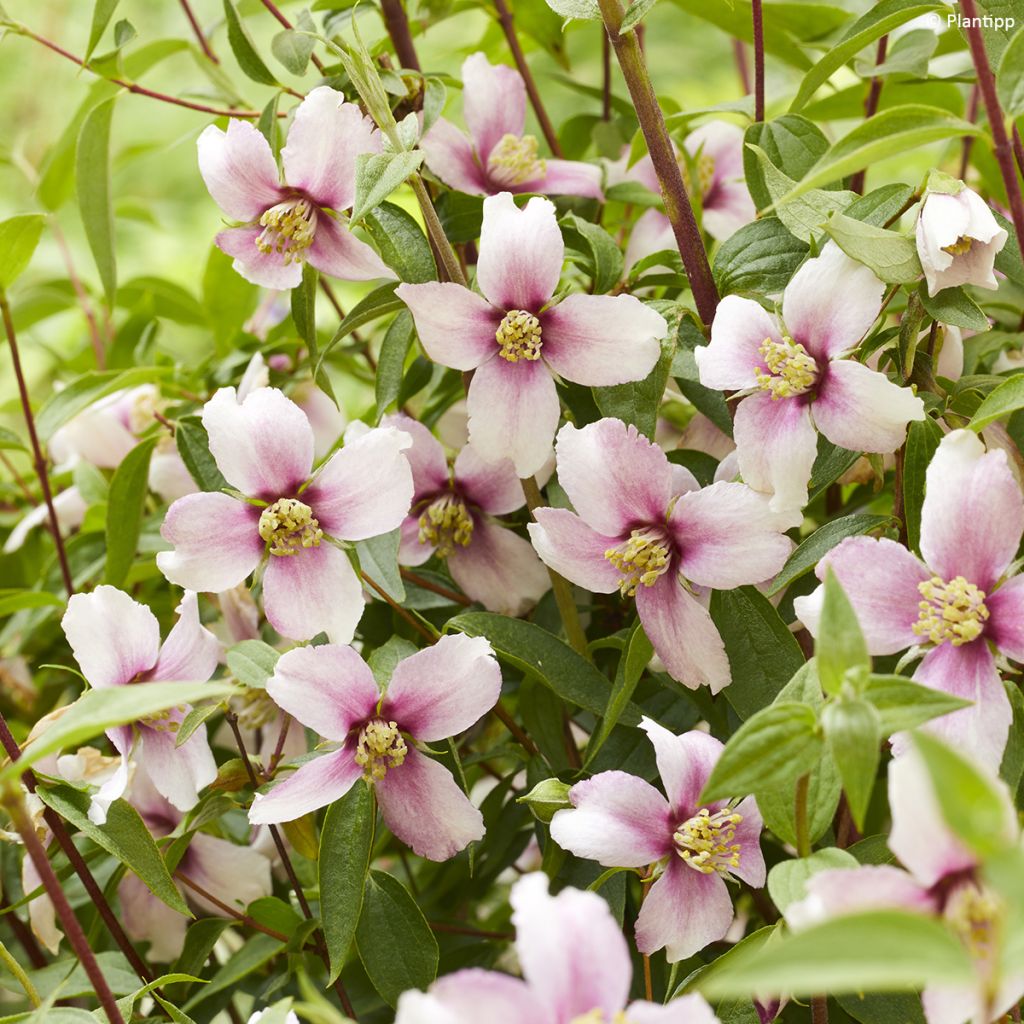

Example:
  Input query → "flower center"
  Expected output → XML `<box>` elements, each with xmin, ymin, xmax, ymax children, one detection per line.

<box><xmin>945</xmin><ymin>884</ymin><xmax>1002</xmax><ymax>964</ymax></box>
<box><xmin>913</xmin><ymin>575</ymin><xmax>989</xmax><ymax>647</ymax></box>
<box><xmin>258</xmin><ymin>498</ymin><xmax>323</xmax><ymax>557</ymax></box>
<box><xmin>754</xmin><ymin>336</ymin><xmax>818</xmax><ymax>400</ymax></box>
<box><xmin>235</xmin><ymin>688</ymin><xmax>278</xmax><ymax>730</ymax></box>
<box><xmin>679</xmin><ymin>150</ymin><xmax>716</xmax><ymax>197</ymax></box>
<box><xmin>569</xmin><ymin>1013</ymin><xmax>630</xmax><ymax>1024</ymax></box>
<box><xmin>673</xmin><ymin>807</ymin><xmax>743</xmax><ymax>875</ymax></box>
<box><xmin>140</xmin><ymin>704</ymin><xmax>187</xmax><ymax>734</ymax></box>
<box><xmin>496</xmin><ymin>309</ymin><xmax>543</xmax><ymax>362</ymax></box>
<box><xmin>604</xmin><ymin>527</ymin><xmax>671</xmax><ymax>597</ymax></box>
<box><xmin>256</xmin><ymin>198</ymin><xmax>317</xmax><ymax>263</ymax></box>
<box><xmin>354</xmin><ymin>719</ymin><xmax>408</xmax><ymax>781</ymax></box>
<box><xmin>487</xmin><ymin>133</ymin><xmax>546</xmax><ymax>186</ymax></box>
<box><xmin>418</xmin><ymin>494</ymin><xmax>473</xmax><ymax>558</ymax></box>
<box><xmin>942</xmin><ymin>235</ymin><xmax>974</xmax><ymax>257</ymax></box>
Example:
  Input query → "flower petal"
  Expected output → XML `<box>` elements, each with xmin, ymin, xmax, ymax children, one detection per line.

<box><xmin>624</xmin><ymin>208</ymin><xmax>675</xmax><ymax>272</ymax></box>
<box><xmin>215</xmin><ymin>226</ymin><xmax>303</xmax><ymax>290</ymax></box>
<box><xmin>453</xmin><ymin>444</ymin><xmax>523</xmax><ymax>515</ymax></box>
<box><xmin>249</xmin><ymin>748</ymin><xmax>362</xmax><ymax>824</ymax></box>
<box><xmin>638</xmin><ymin>718</ymin><xmax>723</xmax><ymax>820</ymax></box>
<box><xmin>197</xmin><ymin>120</ymin><xmax>281</xmax><ymax>222</ymax></box>
<box><xmin>308</xmin><ymin>215</ymin><xmax>392</xmax><ymax>282</ymax></box>
<box><xmin>462</xmin><ymin>53</ymin><xmax>526</xmax><ymax>162</ymax></box>
<box><xmin>531</xmin><ymin>159</ymin><xmax>604</xmax><ymax>199</ymax></box>
<box><xmin>698</xmin><ymin>295</ymin><xmax>784</xmax><ymax>391</ymax></box>
<box><xmin>397</xmin><ymin>282</ymin><xmax>499</xmax><ymax>371</ymax></box>
<box><xmin>151</xmin><ymin>592</ymin><xmax>220</xmax><ymax>683</ymax></box>
<box><xmin>138</xmin><ymin>723</ymin><xmax>217</xmax><ymax>812</ymax></box>
<box><xmin>731</xmin><ymin>795</ymin><xmax>766</xmax><ymax>887</ymax></box>
<box><xmin>527</xmin><ymin>507</ymin><xmax>622</xmax><ymax>594</ymax></box>
<box><xmin>182</xmin><ymin>832</ymin><xmax>272</xmax><ymax>917</ymax></box>
<box><xmin>118</xmin><ymin>872</ymin><xmax>187</xmax><ymax>962</ymax></box>
<box><xmin>624</xmin><ymin>996</ymin><xmax>721</xmax><ymax>1024</ymax></box>
<box><xmin>411</xmin><ymin>970</ymin><xmax>545</xmax><ymax>1024</ymax></box>
<box><xmin>420</xmin><ymin>118</ymin><xmax>490</xmax><ymax>195</ymax></box>
<box><xmin>386</xmin><ymin>414</ymin><xmax>451</xmax><ymax>498</ymax></box>
<box><xmin>987</xmin><ymin>575</ymin><xmax>1024</xmax><ymax>661</ymax></box>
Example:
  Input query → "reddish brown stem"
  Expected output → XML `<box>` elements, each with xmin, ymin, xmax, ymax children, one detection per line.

<box><xmin>751</xmin><ymin>0</ymin><xmax>764</xmax><ymax>121</ymax></box>
<box><xmin>960</xmin><ymin>85</ymin><xmax>980</xmax><ymax>180</ymax></box>
<box><xmin>175</xmin><ymin>873</ymin><xmax>289</xmax><ymax>941</ymax></box>
<box><xmin>361</xmin><ymin>570</ymin><xmax>438</xmax><ymax>643</ymax></box>
<box><xmin>259</xmin><ymin>0</ymin><xmax>326</xmax><ymax>73</ymax></box>
<box><xmin>732</xmin><ymin>38</ymin><xmax>750</xmax><ymax>98</ymax></box>
<box><xmin>0</xmin><ymin>896</ymin><xmax>47</xmax><ymax>969</ymax></box>
<box><xmin>1014</xmin><ymin>124</ymin><xmax>1024</xmax><ymax>182</ymax></box>
<box><xmin>379</xmin><ymin>0</ymin><xmax>421</xmax><ymax>72</ymax></box>
<box><xmin>602</xmin><ymin>31</ymin><xmax>613</xmax><ymax>120</ymax></box>
<box><xmin>399</xmin><ymin>568</ymin><xmax>471</xmax><ymax>606</ymax></box>
<box><xmin>492</xmin><ymin>701</ymin><xmax>538</xmax><ymax>757</ymax></box>
<box><xmin>0</xmin><ymin>450</ymin><xmax>36</xmax><ymax>507</ymax></box>
<box><xmin>849</xmin><ymin>35</ymin><xmax>887</xmax><ymax>195</ymax></box>
<box><xmin>179</xmin><ymin>0</ymin><xmax>219</xmax><ymax>64</ymax></box>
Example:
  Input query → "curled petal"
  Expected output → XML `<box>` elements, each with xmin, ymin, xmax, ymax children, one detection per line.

<box><xmin>639</xmin><ymin>718</ymin><xmax>723</xmax><ymax>821</ymax></box>
<box><xmin>462</xmin><ymin>53</ymin><xmax>526</xmax><ymax>162</ymax></box>
<box><xmin>139</xmin><ymin>722</ymin><xmax>217</xmax><ymax>813</ymax></box>
<box><xmin>151</xmin><ymin>592</ymin><xmax>220</xmax><ymax>684</ymax></box>
<box><xmin>249</xmin><ymin>748</ymin><xmax>362</xmax><ymax>824</ymax></box>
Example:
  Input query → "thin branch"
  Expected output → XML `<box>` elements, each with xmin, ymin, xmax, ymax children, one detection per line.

<box><xmin>50</xmin><ymin>221</ymin><xmax>105</xmax><ymax>368</ymax></box>
<box><xmin>751</xmin><ymin>0</ymin><xmax>764</xmax><ymax>122</ymax></box>
<box><xmin>602</xmin><ymin>31</ymin><xmax>613</xmax><ymax>120</ymax></box>
<box><xmin>175</xmin><ymin>873</ymin><xmax>289</xmax><ymax>942</ymax></box>
<box><xmin>1014</xmin><ymin>124</ymin><xmax>1024</xmax><ymax>182</ymax></box>
<box><xmin>849</xmin><ymin>34</ymin><xmax>887</xmax><ymax>195</ymax></box>
<box><xmin>732</xmin><ymin>38</ymin><xmax>750</xmax><ymax>98</ymax></box>
<box><xmin>0</xmin><ymin>935</ymin><xmax>41</xmax><ymax>1006</ymax></box>
<box><xmin>179</xmin><ymin>0</ymin><xmax>219</xmax><ymax>64</ymax></box>
<box><xmin>259</xmin><ymin>0</ymin><xmax>327</xmax><ymax>73</ymax></box>
<box><xmin>960</xmin><ymin>85</ymin><xmax>981</xmax><ymax>180</ymax></box>
<box><xmin>379</xmin><ymin>0</ymin><xmax>421</xmax><ymax>72</ymax></box>
<box><xmin>492</xmin><ymin>701</ymin><xmax>538</xmax><ymax>757</ymax></box>
<box><xmin>399</xmin><ymin>568</ymin><xmax>471</xmax><ymax>606</ymax></box>
<box><xmin>0</xmin><ymin>451</ymin><xmax>37</xmax><ymax>507</ymax></box>
<box><xmin>360</xmin><ymin>570</ymin><xmax>439</xmax><ymax>643</ymax></box>
<box><xmin>811</xmin><ymin>996</ymin><xmax>829</xmax><ymax>1023</ymax></box>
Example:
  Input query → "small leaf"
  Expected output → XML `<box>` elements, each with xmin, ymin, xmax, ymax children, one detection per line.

<box><xmin>767</xmin><ymin>847</ymin><xmax>858</xmax><ymax>913</ymax></box>
<box><xmin>593</xmin><ymin>333</ymin><xmax>674</xmax><ymax>439</ymax></box>
<box><xmin>355</xmin><ymin>528</ymin><xmax>405</xmax><ymax>602</ymax></box>
<box><xmin>223</xmin><ymin>0</ymin><xmax>279</xmax><ymax>85</ymax></box>
<box><xmin>104</xmin><ymin>436</ymin><xmax>158</xmax><ymax>587</ymax></box>
<box><xmin>713</xmin><ymin>217</ymin><xmax>809</xmax><ymax>297</ymax></box>
<box><xmin>824</xmin><ymin>211</ymin><xmax>922</xmax><ymax>284</ymax></box>
<box><xmin>176</xmin><ymin>703</ymin><xmax>222</xmax><ymax>747</ymax></box>
<box><xmin>816</xmin><ymin>570</ymin><xmax>870</xmax><ymax>697</ymax></box>
<box><xmin>863</xmin><ymin>673</ymin><xmax>971</xmax><ymax>734</ymax></box>
<box><xmin>997</xmin><ymin>25</ymin><xmax>1024</xmax><ymax>118</ymax></box>
<box><xmin>902</xmin><ymin>415</ymin><xmax>942</xmax><ymax>552</ymax></box>
<box><xmin>76</xmin><ymin>96</ymin><xmax>118</xmax><ymax>304</ymax></box>
<box><xmin>621</xmin><ymin>0</ymin><xmax>657</xmax><ymax>32</ymax></box>
<box><xmin>175</xmin><ymin>414</ymin><xmax>229</xmax><ymax>492</ymax></box>
<box><xmin>364</xmin><ymin>202</ymin><xmax>437</xmax><ymax>283</ymax></box>
<box><xmin>822</xmin><ymin>698</ymin><xmax>881</xmax><ymax>829</ymax></box>
<box><xmin>561</xmin><ymin>213</ymin><xmax>624</xmax><ymax>293</ymax></box>
<box><xmin>86</xmin><ymin>0</ymin><xmax>121</xmax><ymax>62</ymax></box>
<box><xmin>375</xmin><ymin>310</ymin><xmax>416</xmax><ymax>418</ymax></box>
<box><xmin>0</xmin><ymin>590</ymin><xmax>65</xmax><ymax>617</ymax></box>
<box><xmin>0</xmin><ymin>214</ymin><xmax>46</xmax><ymax>290</ymax></box>
<box><xmin>351</xmin><ymin>151</ymin><xmax>424</xmax><ymax>223</ymax></box>
<box><xmin>968</xmin><ymin>373</ymin><xmax>1024</xmax><ymax>431</ymax></box>
<box><xmin>271</xmin><ymin>26</ymin><xmax>315</xmax><ymax>76</ymax></box>
<box><xmin>919</xmin><ymin>283</ymin><xmax>990</xmax><ymax>332</ymax></box>
<box><xmin>226</xmin><ymin>640</ymin><xmax>280</xmax><ymax>689</ymax></box>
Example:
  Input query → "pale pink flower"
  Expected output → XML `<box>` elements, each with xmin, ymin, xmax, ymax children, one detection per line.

<box><xmin>49</xmin><ymin>385</ymin><xmax>158</xmax><ymax>471</ymax></box>
<box><xmin>60</xmin><ymin>587</ymin><xmax>220</xmax><ymax>822</ymax></box>
<box><xmin>387</xmin><ymin>414</ymin><xmax>549</xmax><ymax>615</ymax></box>
<box><xmin>528</xmin><ymin>418</ymin><xmax>793</xmax><ymax>691</ymax></box>
<box><xmin>397</xmin><ymin>193</ymin><xmax>666</xmax><ymax>476</ymax></box>
<box><xmin>551</xmin><ymin>720</ymin><xmax>764</xmax><ymax>962</ymax></box>
<box><xmin>3</xmin><ymin>486</ymin><xmax>87</xmax><ymax>554</ymax></box>
<box><xmin>249</xmin><ymin>635</ymin><xmax>500</xmax><ymax>862</ymax></box>
<box><xmin>157</xmin><ymin>386</ymin><xmax>414</xmax><ymax>644</ymax></box>
<box><xmin>396</xmin><ymin>872</ymin><xmax>720</xmax><ymax>1024</ymax></box>
<box><xmin>696</xmin><ymin>243</ymin><xmax>925</xmax><ymax>512</ymax></box>
<box><xmin>420</xmin><ymin>53</ymin><xmax>602</xmax><ymax>199</ymax></box>
<box><xmin>198</xmin><ymin>86</ymin><xmax>391</xmax><ymax>289</ymax></box>
<box><xmin>794</xmin><ymin>429</ymin><xmax>1024</xmax><ymax>771</ymax></box>
<box><xmin>916</xmin><ymin>186</ymin><xmax>1007</xmax><ymax>297</ymax></box>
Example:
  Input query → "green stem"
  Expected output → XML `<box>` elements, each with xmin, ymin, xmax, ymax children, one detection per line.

<box><xmin>794</xmin><ymin>773</ymin><xmax>811</xmax><ymax>858</ymax></box>
<box><xmin>0</xmin><ymin>935</ymin><xmax>40</xmax><ymax>1007</ymax></box>
<box><xmin>409</xmin><ymin>174</ymin><xmax>466</xmax><ymax>286</ymax></box>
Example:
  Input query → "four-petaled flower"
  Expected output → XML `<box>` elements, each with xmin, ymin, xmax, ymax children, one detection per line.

<box><xmin>157</xmin><ymin>386</ymin><xmax>414</xmax><ymax>644</ymax></box>
<box><xmin>696</xmin><ymin>243</ymin><xmax>925</xmax><ymax>511</ymax></box>
<box><xmin>249</xmin><ymin>634</ymin><xmax>501</xmax><ymax>862</ymax></box>
<box><xmin>551</xmin><ymin>720</ymin><xmax>765</xmax><ymax>962</ymax></box>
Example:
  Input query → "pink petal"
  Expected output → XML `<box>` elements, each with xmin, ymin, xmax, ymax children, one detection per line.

<box><xmin>400</xmin><ymin>514</ymin><xmax>433</xmax><ymax>566</ymax></box>
<box><xmin>397</xmin><ymin>282</ymin><xmax>500</xmax><ymax>371</ymax></box>
<box><xmin>636</xmin><ymin>575</ymin><xmax>731</xmax><ymax>693</ymax></box>
<box><xmin>627</xmin><ymin>153</ymin><xmax>661</xmax><ymax>194</ymax></box>
<box><xmin>197</xmin><ymin>120</ymin><xmax>281</xmax><ymax>222</ymax></box>
<box><xmin>216</xmin><ymin>226</ymin><xmax>304</xmax><ymax>290</ymax></box>
<box><xmin>698</xmin><ymin>295</ymin><xmax>784</xmax><ymax>391</ymax></box>
<box><xmin>267</xmin><ymin>643</ymin><xmax>380</xmax><ymax>741</ymax></box>
<box><xmin>262</xmin><ymin>542</ymin><xmax>365</xmax><ymax>643</ymax></box>
<box><xmin>511</xmin><ymin>873</ymin><xmax>632</xmax><ymax>1021</ymax></box>
<box><xmin>686</xmin><ymin>120</ymin><xmax>745</xmax><ymax>177</ymax></box>
<box><xmin>420</xmin><ymin>118</ymin><xmax>490</xmax><ymax>195</ymax></box>
<box><xmin>157</xmin><ymin>492</ymin><xmax>263</xmax><ymax>593</ymax></box>
<box><xmin>417</xmin><ymin>970</ymin><xmax>545</xmax><ymax>1024</ymax></box>
<box><xmin>305</xmin><ymin>425</ymin><xmax>414</xmax><ymax>540</ymax></box>
<box><xmin>3</xmin><ymin>485</ymin><xmax>86</xmax><ymax>554</ymax></box>
<box><xmin>529</xmin><ymin>159</ymin><xmax>604</xmax><ymax>200</ymax></box>
<box><xmin>385</xmin><ymin>414</ymin><xmax>451</xmax><ymax>498</ymax></box>
<box><xmin>249</xmin><ymin>748</ymin><xmax>362</xmax><ymax>824</ymax></box>
<box><xmin>550</xmin><ymin>770</ymin><xmax>673</xmax><ymax>866</ymax></box>
<box><xmin>554</xmin><ymin>418</ymin><xmax>673</xmax><ymax>537</ymax></box>
<box><xmin>638</xmin><ymin>719</ymin><xmax>723</xmax><ymax>820</ymax></box>
<box><xmin>635</xmin><ymin>858</ymin><xmax>734</xmax><ymax>962</ymax></box>
<box><xmin>783</xmin><ymin>243</ymin><xmax>885</xmax><ymax>360</ymax></box>
<box><xmin>624</xmin><ymin>208</ymin><xmax>675</xmax><ymax>271</ymax></box>
<box><xmin>625</xmin><ymin>996</ymin><xmax>721</xmax><ymax>1024</ymax></box>
<box><xmin>703</xmin><ymin>180</ymin><xmax>757</xmax><ymax>241</ymax></box>
<box><xmin>381</xmin><ymin>634</ymin><xmax>501</xmax><ymax>742</ymax></box>
<box><xmin>453</xmin><ymin>445</ymin><xmax>523</xmax><ymax>515</ymax></box>
<box><xmin>202</xmin><ymin>386</ymin><xmax>314</xmax><ymax>499</ymax></box>
<box><xmin>477</xmin><ymin>193</ymin><xmax>562</xmax><ymax>312</ymax></box>
<box><xmin>793</xmin><ymin>536</ymin><xmax>930</xmax><ymax>655</ymax></box>
<box><xmin>812</xmin><ymin>360</ymin><xmax>924</xmax><ymax>454</ymax></box>
<box><xmin>281</xmin><ymin>86</ymin><xmax>380</xmax><ymax>211</ymax></box>
<box><xmin>138</xmin><ymin>723</ymin><xmax>217</xmax><ymax>812</ymax></box>
<box><xmin>182</xmin><ymin>832</ymin><xmax>272</xmax><ymax>916</ymax></box>
<box><xmin>466</xmin><ymin>353</ymin><xmax>560</xmax><ymax>478</ymax></box>
<box><xmin>376</xmin><ymin>747</ymin><xmax>484</xmax><ymax>860</ymax></box>
<box><xmin>527</xmin><ymin>508</ymin><xmax>622</xmax><ymax>594</ymax></box>
<box><xmin>987</xmin><ymin>575</ymin><xmax>1024</xmax><ymax>660</ymax></box>
<box><xmin>62</xmin><ymin>586</ymin><xmax>160</xmax><ymax>688</ymax></box>
<box><xmin>542</xmin><ymin>294</ymin><xmax>664</xmax><ymax>386</ymax></box>
<box><xmin>150</xmin><ymin>592</ymin><xmax>219</xmax><ymax>683</ymax></box>
<box><xmin>448</xmin><ymin>519</ymin><xmax>551</xmax><ymax>615</ymax></box>
<box><xmin>308</xmin><ymin>215</ymin><xmax>393</xmax><ymax>282</ymax></box>
<box><xmin>733</xmin><ymin>391</ymin><xmax>819</xmax><ymax>513</ymax></box>
<box><xmin>462</xmin><ymin>53</ymin><xmax>526</xmax><ymax>162</ymax></box>
<box><xmin>731</xmin><ymin>795</ymin><xmax>766</xmax><ymax>887</ymax></box>
<box><xmin>921</xmin><ymin>984</ymin><xmax>992</xmax><ymax>1024</ymax></box>
<box><xmin>118</xmin><ymin>872</ymin><xmax>187</xmax><ymax>962</ymax></box>
<box><xmin>919</xmin><ymin>429</ymin><xmax>1024</xmax><ymax>591</ymax></box>
<box><xmin>669</xmin><ymin>481</ymin><xmax>793</xmax><ymax>589</ymax></box>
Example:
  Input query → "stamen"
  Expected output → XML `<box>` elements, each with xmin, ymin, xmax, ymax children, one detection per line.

<box><xmin>605</xmin><ymin>527</ymin><xmax>671</xmax><ymax>597</ymax></box>
<box><xmin>354</xmin><ymin>720</ymin><xmax>408</xmax><ymax>781</ymax></box>
<box><xmin>942</xmin><ymin>236</ymin><xmax>974</xmax><ymax>257</ymax></box>
<box><xmin>678</xmin><ymin>150</ymin><xmax>716</xmax><ymax>197</ymax></box>
<box><xmin>754</xmin><ymin>336</ymin><xmax>818</xmax><ymax>400</ymax></box>
<box><xmin>418</xmin><ymin>494</ymin><xmax>473</xmax><ymax>558</ymax></box>
<box><xmin>945</xmin><ymin>884</ymin><xmax>1002</xmax><ymax>962</ymax></box>
<box><xmin>673</xmin><ymin>807</ymin><xmax>744</xmax><ymax>876</ymax></box>
<box><xmin>913</xmin><ymin>575</ymin><xmax>989</xmax><ymax>647</ymax></box>
<box><xmin>569</xmin><ymin>1012</ymin><xmax>629</xmax><ymax>1024</ymax></box>
<box><xmin>140</xmin><ymin>704</ymin><xmax>187</xmax><ymax>734</ymax></box>
<box><xmin>495</xmin><ymin>310</ymin><xmax>543</xmax><ymax>363</ymax></box>
<box><xmin>258</xmin><ymin>498</ymin><xmax>323</xmax><ymax>557</ymax></box>
<box><xmin>256</xmin><ymin>198</ymin><xmax>317</xmax><ymax>264</ymax></box>
<box><xmin>236</xmin><ymin>688</ymin><xmax>278</xmax><ymax>730</ymax></box>
<box><xmin>487</xmin><ymin>133</ymin><xmax>546</xmax><ymax>186</ymax></box>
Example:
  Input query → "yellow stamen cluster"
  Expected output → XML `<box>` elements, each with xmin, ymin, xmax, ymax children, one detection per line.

<box><xmin>496</xmin><ymin>309</ymin><xmax>543</xmax><ymax>362</ymax></box>
<box><xmin>754</xmin><ymin>336</ymin><xmax>818</xmax><ymax>400</ymax></box>
<box><xmin>141</xmin><ymin>704</ymin><xmax>188</xmax><ymax>734</ymax></box>
<box><xmin>258</xmin><ymin>499</ymin><xmax>323</xmax><ymax>557</ymax></box>
<box><xmin>418</xmin><ymin>494</ymin><xmax>473</xmax><ymax>558</ymax></box>
<box><xmin>674</xmin><ymin>807</ymin><xmax>743</xmax><ymax>875</ymax></box>
<box><xmin>679</xmin><ymin>150</ymin><xmax>716</xmax><ymax>197</ymax></box>
<box><xmin>946</xmin><ymin>884</ymin><xmax>1002</xmax><ymax>962</ymax></box>
<box><xmin>354</xmin><ymin>720</ymin><xmax>408</xmax><ymax>781</ymax></box>
<box><xmin>605</xmin><ymin>528</ymin><xmax>671</xmax><ymax>597</ymax></box>
<box><xmin>913</xmin><ymin>575</ymin><xmax>989</xmax><ymax>647</ymax></box>
<box><xmin>256</xmin><ymin>198</ymin><xmax>317</xmax><ymax>263</ymax></box>
<box><xmin>236</xmin><ymin>688</ymin><xmax>278</xmax><ymax>730</ymax></box>
<box><xmin>487</xmin><ymin>133</ymin><xmax>546</xmax><ymax>186</ymax></box>
<box><xmin>942</xmin><ymin>236</ymin><xmax>974</xmax><ymax>257</ymax></box>
<box><xmin>569</xmin><ymin>1012</ymin><xmax>630</xmax><ymax>1024</ymax></box>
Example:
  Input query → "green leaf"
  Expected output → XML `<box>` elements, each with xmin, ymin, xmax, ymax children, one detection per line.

<box><xmin>621</xmin><ymin>0</ymin><xmax>657</xmax><ymax>32</ymax></box>
<box><xmin>320</xmin><ymin>783</ymin><xmax>375</xmax><ymax>983</ymax></box>
<box><xmin>561</xmin><ymin>213</ymin><xmax>624</xmax><ymax>293</ymax></box>
<box><xmin>0</xmin><ymin>425</ymin><xmax>26</xmax><ymax>451</ymax></box>
<box><xmin>356</xmin><ymin>870</ymin><xmax>438</xmax><ymax>1006</ymax></box>
<box><xmin>822</xmin><ymin>698</ymin><xmax>881</xmax><ymax>829</ymax></box>
<box><xmin>863</xmin><ymin>673</ymin><xmax>971</xmax><ymax>734</ymax></box>
<box><xmin>351</xmin><ymin>151</ymin><xmax>424</xmax><ymax>224</ymax></box>
<box><xmin>919</xmin><ymin>284</ymin><xmax>989</xmax><ymax>332</ymax></box>
<box><xmin>226</xmin><ymin>640</ymin><xmax>280</xmax><ymax>689</ymax></box>
<box><xmin>104</xmin><ymin>437</ymin><xmax>157</xmax><ymax>587</ymax></box>
<box><xmin>672</xmin><ymin>318</ymin><xmax>734</xmax><ymax>436</ymax></box>
<box><xmin>76</xmin><ymin>96</ymin><xmax>118</xmax><ymax>304</ymax></box>
<box><xmin>824</xmin><ymin>211</ymin><xmax>922</xmax><ymax>284</ymax></box>
<box><xmin>222</xmin><ymin>0</ymin><xmax>279</xmax><ymax>85</ymax></box>
<box><xmin>968</xmin><ymin>373</ymin><xmax>1024</xmax><ymax>431</ymax></box>
<box><xmin>375</xmin><ymin>310</ymin><xmax>415</xmax><ymax>418</ymax></box>
<box><xmin>364</xmin><ymin>202</ymin><xmax>436</xmax><ymax>283</ymax></box>
<box><xmin>202</xmin><ymin>245</ymin><xmax>259</xmax><ymax>350</ymax></box>
<box><xmin>593</xmin><ymin>333</ymin><xmax>673</xmax><ymax>439</ymax></box>
<box><xmin>35</xmin><ymin>784</ymin><xmax>190</xmax><ymax>916</ymax></box>
<box><xmin>175</xmin><ymin>702</ymin><xmax>221</xmax><ymax>748</ymax></box>
<box><xmin>292</xmin><ymin>263</ymin><xmax>337</xmax><ymax>406</ymax></box>
<box><xmin>0</xmin><ymin>215</ymin><xmax>46</xmax><ymax>290</ymax></box>
<box><xmin>767</xmin><ymin>847</ymin><xmax>858</xmax><ymax>913</ymax></box>
<box><xmin>0</xmin><ymin>590</ymin><xmax>64</xmax><ymax>617</ymax></box>
<box><xmin>272</xmin><ymin>21</ymin><xmax>315</xmax><ymax>76</ymax></box>
<box><xmin>184</xmin><ymin>933</ymin><xmax>281</xmax><ymax>1009</ymax></box>
<box><xmin>355</xmin><ymin>528</ymin><xmax>405</xmax><ymax>602</ymax></box>
<box><xmin>85</xmin><ymin>0</ymin><xmax>121</xmax><ymax>62</ymax></box>
<box><xmin>700</xmin><ymin>702</ymin><xmax>822</xmax><ymax>802</ymax></box>
<box><xmin>816</xmin><ymin>570</ymin><xmax>871</xmax><ymax>697</ymax></box>
<box><xmin>317</xmin><ymin>282</ymin><xmax>403</xmax><ymax>377</ymax></box>
<box><xmin>175</xmin><ymin>414</ymin><xmax>229</xmax><ymax>492</ymax></box>
<box><xmin>713</xmin><ymin>217</ymin><xmax>808</xmax><ymax>297</ymax></box>
<box><xmin>903</xmin><ymin>415</ymin><xmax>942</xmax><ymax>552</ymax></box>
<box><xmin>743</xmin><ymin>115</ymin><xmax>831</xmax><ymax>211</ymax></box>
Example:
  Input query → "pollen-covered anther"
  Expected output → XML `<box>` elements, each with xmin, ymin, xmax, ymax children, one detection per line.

<box><xmin>605</xmin><ymin>528</ymin><xmax>671</xmax><ymax>597</ymax></box>
<box><xmin>487</xmin><ymin>132</ymin><xmax>546</xmax><ymax>186</ymax></box>
<box><xmin>354</xmin><ymin>719</ymin><xmax>408</xmax><ymax>781</ymax></box>
<box><xmin>258</xmin><ymin>498</ymin><xmax>323</xmax><ymax>557</ymax></box>
<box><xmin>255</xmin><ymin>198</ymin><xmax>317</xmax><ymax>263</ymax></box>
<box><xmin>496</xmin><ymin>309</ymin><xmax>543</xmax><ymax>362</ymax></box>
<box><xmin>913</xmin><ymin>575</ymin><xmax>989</xmax><ymax>647</ymax></box>
<box><xmin>679</xmin><ymin>150</ymin><xmax>716</xmax><ymax>197</ymax></box>
<box><xmin>236</xmin><ymin>688</ymin><xmax>278</xmax><ymax>730</ymax></box>
<box><xmin>942</xmin><ymin>235</ymin><xmax>974</xmax><ymax>257</ymax></box>
<box><xmin>945</xmin><ymin>884</ymin><xmax>1002</xmax><ymax>961</ymax></box>
<box><xmin>754</xmin><ymin>336</ymin><xmax>818</xmax><ymax>400</ymax></box>
<box><xmin>418</xmin><ymin>494</ymin><xmax>473</xmax><ymax>558</ymax></box>
<box><xmin>141</xmin><ymin>704</ymin><xmax>188</xmax><ymax>734</ymax></box>
<box><xmin>569</xmin><ymin>1012</ymin><xmax>630</xmax><ymax>1024</ymax></box>
<box><xmin>674</xmin><ymin>807</ymin><xmax>743</xmax><ymax>876</ymax></box>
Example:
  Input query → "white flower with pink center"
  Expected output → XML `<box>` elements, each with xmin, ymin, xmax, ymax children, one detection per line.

<box><xmin>397</xmin><ymin>192</ymin><xmax>667</xmax><ymax>477</ymax></box>
<box><xmin>795</xmin><ymin>429</ymin><xmax>1024</xmax><ymax>771</ymax></box>
<box><xmin>551</xmin><ymin>720</ymin><xmax>764</xmax><ymax>963</ymax></box>
<box><xmin>696</xmin><ymin>242</ymin><xmax>926</xmax><ymax>512</ymax></box>
<box><xmin>248</xmin><ymin>635</ymin><xmax>500</xmax><ymax>862</ymax></box>
<box><xmin>198</xmin><ymin>86</ymin><xmax>392</xmax><ymax>290</ymax></box>
<box><xmin>157</xmin><ymin>386</ymin><xmax>414</xmax><ymax>644</ymax></box>
<box><xmin>395</xmin><ymin>871</ymin><xmax>720</xmax><ymax>1023</ymax></box>
<box><xmin>528</xmin><ymin>417</ymin><xmax>794</xmax><ymax>691</ymax></box>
